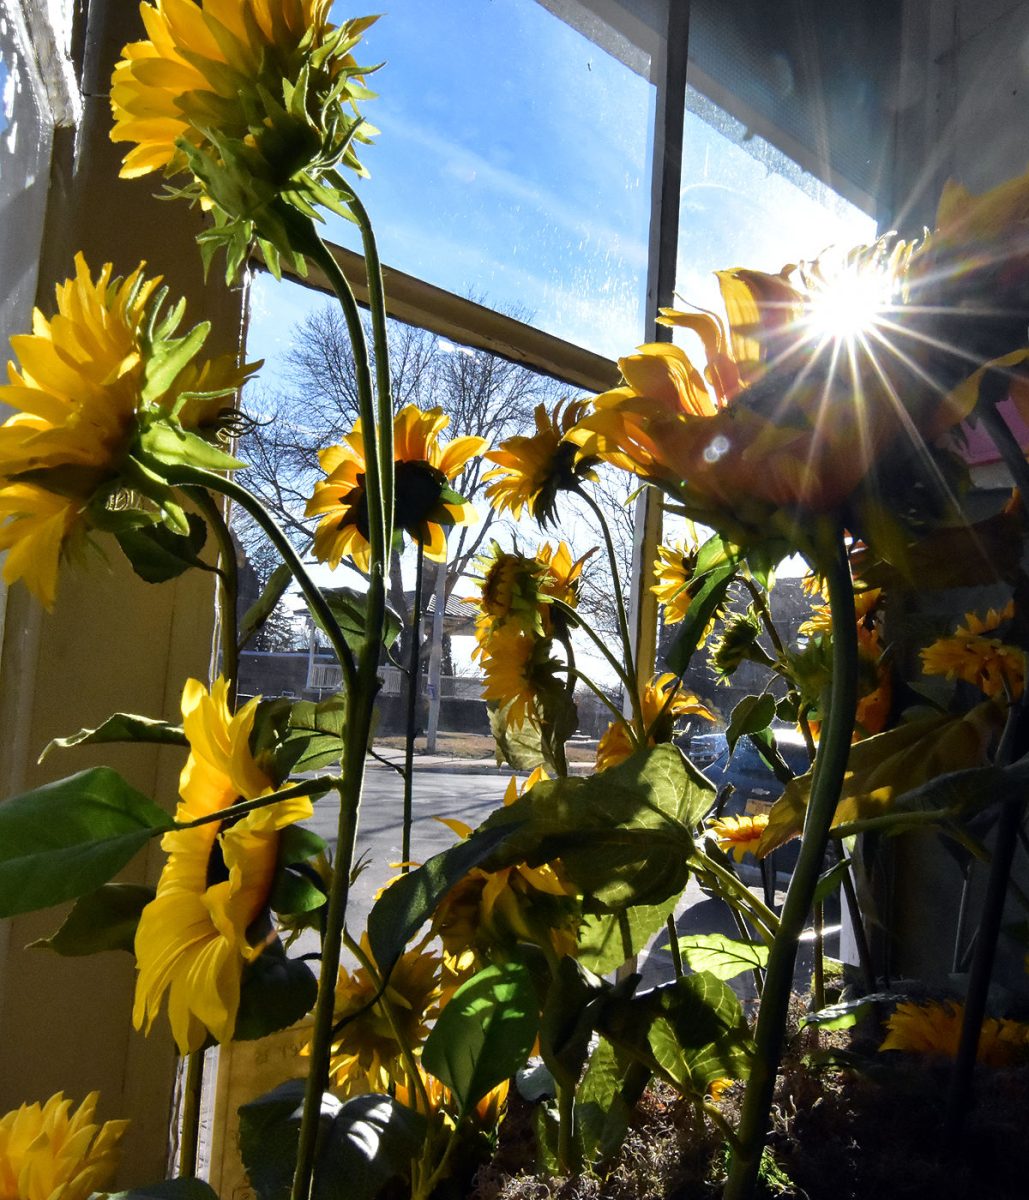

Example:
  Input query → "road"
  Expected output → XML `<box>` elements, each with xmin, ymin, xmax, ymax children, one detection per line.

<box><xmin>301</xmin><ymin>762</ymin><xmax>838</xmax><ymax>999</ymax></box>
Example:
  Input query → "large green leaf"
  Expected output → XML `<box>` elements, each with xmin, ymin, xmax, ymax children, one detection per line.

<box><xmin>0</xmin><ymin>768</ymin><xmax>173</xmax><ymax>917</ymax></box>
<box><xmin>39</xmin><ymin>714</ymin><xmax>187</xmax><ymax>763</ymax></box>
<box><xmin>477</xmin><ymin>744</ymin><xmax>709</xmax><ymax>908</ymax></box>
<box><xmin>422</xmin><ymin>961</ymin><xmax>539</xmax><ymax>1116</ymax></box>
<box><xmin>539</xmin><ymin>957</ymin><xmax>608</xmax><ymax>1092</ymax></box>
<box><xmin>726</xmin><ymin>694</ymin><xmax>776</xmax><ymax>754</ymax></box>
<box><xmin>676</xmin><ymin>934</ymin><xmax>769</xmax><ymax>982</ymax></box>
<box><xmin>138</xmin><ymin>421</ymin><xmax>247</xmax><ymax>471</ymax></box>
<box><xmin>109</xmin><ymin>1180</ymin><xmax>220</xmax><ymax>1200</ymax></box>
<box><xmin>29</xmin><ymin>883</ymin><xmax>153</xmax><ymax>955</ymax></box>
<box><xmin>116</xmin><ymin>513</ymin><xmax>209</xmax><ymax>584</ymax></box>
<box><xmin>577</xmin><ymin>896</ymin><xmax>678</xmax><ymax>975</ymax></box>
<box><xmin>576</xmin><ymin>1037</ymin><xmax>651</xmax><ymax>1169</ymax></box>
<box><xmin>366</xmin><ymin>822</ymin><xmax>516</xmax><ymax>977</ymax></box>
<box><xmin>240</xmin><ymin>1081</ymin><xmax>332</xmax><ymax>1200</ymax></box>
<box><xmin>600</xmin><ymin>973</ymin><xmax>752</xmax><ymax>1096</ymax></box>
<box><xmin>313</xmin><ymin>1094</ymin><xmax>427</xmax><ymax>1200</ymax></box>
<box><xmin>282</xmin><ymin>694</ymin><xmax>347</xmax><ymax>772</ymax></box>
<box><xmin>759</xmin><ymin>701</ymin><xmax>1003</xmax><ymax>854</ymax></box>
<box><xmin>316</xmin><ymin>587</ymin><xmax>402</xmax><ymax>654</ymax></box>
<box><xmin>235</xmin><ymin>937</ymin><xmax>317</xmax><ymax>1041</ymax></box>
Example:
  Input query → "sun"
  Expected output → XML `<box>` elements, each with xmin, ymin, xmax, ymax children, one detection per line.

<box><xmin>803</xmin><ymin>258</ymin><xmax>894</xmax><ymax>344</ymax></box>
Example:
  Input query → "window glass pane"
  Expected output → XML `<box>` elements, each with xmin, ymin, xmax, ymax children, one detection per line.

<box><xmin>675</xmin><ymin>85</ymin><xmax>877</xmax><ymax>315</ymax></box>
<box><xmin>326</xmin><ymin>0</ymin><xmax>654</xmax><ymax>357</ymax></box>
<box><xmin>0</xmin><ymin>12</ymin><xmax>54</xmax><ymax>358</ymax></box>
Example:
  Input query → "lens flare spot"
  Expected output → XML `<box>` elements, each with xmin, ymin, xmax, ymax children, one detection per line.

<box><xmin>704</xmin><ymin>435</ymin><xmax>730</xmax><ymax>463</ymax></box>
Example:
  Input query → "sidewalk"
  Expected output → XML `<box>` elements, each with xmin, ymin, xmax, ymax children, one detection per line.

<box><xmin>369</xmin><ymin>743</ymin><xmax>597</xmax><ymax>775</ymax></box>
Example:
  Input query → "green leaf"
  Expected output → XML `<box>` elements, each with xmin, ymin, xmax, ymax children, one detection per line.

<box><xmin>138</xmin><ymin>421</ymin><xmax>247</xmax><ymax>471</ymax></box>
<box><xmin>278</xmin><ymin>825</ymin><xmax>327</xmax><ymax>865</ymax></box>
<box><xmin>600</xmin><ymin>973</ymin><xmax>752</xmax><ymax>1095</ymax></box>
<box><xmin>665</xmin><ymin>542</ymin><xmax>738</xmax><ymax>676</ymax></box>
<box><xmin>577</xmin><ymin>897</ymin><xmax>678</xmax><ymax>975</ymax></box>
<box><xmin>367</xmin><ymin>822</ymin><xmax>516</xmax><ymax>977</ymax></box>
<box><xmin>240</xmin><ymin>1081</ymin><xmax>332</xmax><ymax>1200</ymax></box>
<box><xmin>422</xmin><ymin>962</ymin><xmax>539</xmax><ymax>1116</ymax></box>
<box><xmin>313</xmin><ymin>1095</ymin><xmax>427</xmax><ymax>1200</ymax></box>
<box><xmin>489</xmin><ymin>705</ymin><xmax>547</xmax><ymax>772</ymax></box>
<box><xmin>726</xmin><ymin>694</ymin><xmax>776</xmax><ymax>754</ymax></box>
<box><xmin>539</xmin><ymin>957</ymin><xmax>608</xmax><ymax>1092</ymax></box>
<box><xmin>109</xmin><ymin>1181</ymin><xmax>221</xmax><ymax>1200</ymax></box>
<box><xmin>39</xmin><ymin>714</ymin><xmax>187</xmax><ymax>762</ymax></box>
<box><xmin>234</xmin><ymin>937</ymin><xmax>318</xmax><ymax>1041</ymax></box>
<box><xmin>283</xmin><ymin>694</ymin><xmax>347</xmax><ymax>772</ymax></box>
<box><xmin>29</xmin><ymin>883</ymin><xmax>153</xmax><ymax>955</ymax></box>
<box><xmin>576</xmin><ymin>1037</ymin><xmax>651</xmax><ymax>1168</ymax></box>
<box><xmin>676</xmin><ymin>934</ymin><xmax>769</xmax><ymax>982</ymax></box>
<box><xmin>813</xmin><ymin>858</ymin><xmax>852</xmax><ymax>906</ymax></box>
<box><xmin>142</xmin><ymin>321</ymin><xmax>210</xmax><ymax>401</ymax></box>
<box><xmin>478</xmin><ymin>744</ymin><xmax>708</xmax><ymax>909</ymax></box>
<box><xmin>800</xmin><ymin>992</ymin><xmax>903</xmax><ymax>1032</ymax></box>
<box><xmin>0</xmin><ymin>768</ymin><xmax>173</xmax><ymax>917</ymax></box>
<box><xmin>116</xmin><ymin>513</ymin><xmax>209</xmax><ymax>584</ymax></box>
<box><xmin>317</xmin><ymin>587</ymin><xmax>402</xmax><ymax>655</ymax></box>
<box><xmin>240</xmin><ymin>562</ymin><xmax>294</xmax><ymax>648</ymax></box>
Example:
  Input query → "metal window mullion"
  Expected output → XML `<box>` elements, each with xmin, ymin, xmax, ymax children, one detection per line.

<box><xmin>624</xmin><ymin>0</ymin><xmax>690</xmax><ymax>705</ymax></box>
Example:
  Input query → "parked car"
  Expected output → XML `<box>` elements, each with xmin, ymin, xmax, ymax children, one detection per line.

<box><xmin>687</xmin><ymin>730</ymin><xmax>729</xmax><ymax>769</ymax></box>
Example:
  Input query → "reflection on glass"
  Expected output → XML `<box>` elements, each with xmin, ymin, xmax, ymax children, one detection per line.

<box><xmin>326</xmin><ymin>0</ymin><xmax>653</xmax><ymax>357</ymax></box>
<box><xmin>675</xmin><ymin>87</ymin><xmax>877</xmax><ymax>315</ymax></box>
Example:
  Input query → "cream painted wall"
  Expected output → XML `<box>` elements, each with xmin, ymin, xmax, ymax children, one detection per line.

<box><xmin>0</xmin><ymin>1</ymin><xmax>245</xmax><ymax>1185</ymax></box>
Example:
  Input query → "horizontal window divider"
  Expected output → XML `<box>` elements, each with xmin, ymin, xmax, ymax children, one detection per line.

<box><xmin>251</xmin><ymin>240</ymin><xmax>620</xmax><ymax>394</ymax></box>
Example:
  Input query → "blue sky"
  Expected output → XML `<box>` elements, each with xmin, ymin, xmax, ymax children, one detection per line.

<box><xmin>249</xmin><ymin>2</ymin><xmax>875</xmax><ymax>677</ymax></box>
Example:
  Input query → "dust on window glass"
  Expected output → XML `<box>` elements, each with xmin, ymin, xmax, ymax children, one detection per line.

<box><xmin>326</xmin><ymin>0</ymin><xmax>654</xmax><ymax>358</ymax></box>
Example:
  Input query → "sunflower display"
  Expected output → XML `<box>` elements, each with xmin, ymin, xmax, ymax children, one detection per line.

<box><xmin>133</xmin><ymin>677</ymin><xmax>313</xmax><ymax>1054</ymax></box>
<box><xmin>709</xmin><ymin>813</ymin><xmax>770</xmax><ymax>862</ymax></box>
<box><xmin>307</xmin><ymin>404</ymin><xmax>485</xmax><ymax>572</ymax></box>
<box><xmin>0</xmin><ymin>1092</ymin><xmax>128</xmax><ymax>1200</ymax></box>
<box><xmin>920</xmin><ymin>602</ymin><xmax>1025</xmax><ymax>700</ymax></box>
<box><xmin>474</xmin><ymin>539</ymin><xmax>591</xmax><ymax>645</ymax></box>
<box><xmin>0</xmin><ymin>254</ymin><xmax>256</xmax><ymax>607</ymax></box>
<box><xmin>322</xmin><ymin>934</ymin><xmax>441</xmax><ymax>1097</ymax></box>
<box><xmin>110</xmin><ymin>1</ymin><xmax>378</xmax><ymax>270</ymax></box>
<box><xmin>483</xmin><ymin>398</ymin><xmax>597</xmax><ymax>524</ymax></box>
<box><xmin>595</xmin><ymin>672</ymin><xmax>714</xmax><ymax>772</ymax></box>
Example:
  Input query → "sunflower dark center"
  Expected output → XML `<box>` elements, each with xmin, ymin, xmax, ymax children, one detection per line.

<box><xmin>205</xmin><ymin>813</ymin><xmax>243</xmax><ymax>889</ymax></box>
<box><xmin>394</xmin><ymin>460</ymin><xmax>448</xmax><ymax>532</ymax></box>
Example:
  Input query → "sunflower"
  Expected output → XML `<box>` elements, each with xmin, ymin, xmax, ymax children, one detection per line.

<box><xmin>431</xmin><ymin>770</ymin><xmax>579</xmax><ymax>967</ymax></box>
<box><xmin>576</xmin><ymin>244</ymin><xmax>964</xmax><ymax>545</ymax></box>
<box><xmin>322</xmin><ymin>934</ymin><xmax>440</xmax><ymax>1097</ymax></box>
<box><xmin>0</xmin><ymin>254</ymin><xmax>257</xmax><ymax>606</ymax></box>
<box><xmin>110</xmin><ymin>1</ymin><xmax>378</xmax><ymax>266</ymax></box>
<box><xmin>307</xmin><ymin>405</ymin><xmax>485</xmax><ymax>572</ymax></box>
<box><xmin>880</xmin><ymin>1000</ymin><xmax>1029</xmax><ymax>1067</ymax></box>
<box><xmin>0</xmin><ymin>1092</ymin><xmax>128</xmax><ymax>1200</ymax></box>
<box><xmin>709</xmin><ymin>814</ymin><xmax>770</xmax><ymax>862</ymax></box>
<box><xmin>133</xmin><ymin>677</ymin><xmax>313</xmax><ymax>1054</ymax></box>
<box><xmin>477</xmin><ymin>623</ymin><xmax>566</xmax><ymax>731</ymax></box>
<box><xmin>484</xmin><ymin>399</ymin><xmax>597</xmax><ymax>524</ymax></box>
<box><xmin>651</xmin><ymin>540</ymin><xmax>726</xmax><ymax>644</ymax></box>
<box><xmin>473</xmin><ymin>539</ymin><xmax>591</xmax><ymax>646</ymax></box>
<box><xmin>920</xmin><ymin>602</ymin><xmax>1024</xmax><ymax>699</ymax></box>
<box><xmin>596</xmin><ymin>672</ymin><xmax>714</xmax><ymax>772</ymax></box>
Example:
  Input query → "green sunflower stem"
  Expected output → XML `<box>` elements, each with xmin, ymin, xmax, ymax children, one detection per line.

<box><xmin>550</xmin><ymin>599</ymin><xmax>638</xmax><ymax>701</ymax></box>
<box><xmin>402</xmin><ymin>540</ymin><xmax>425</xmax><ymax>868</ymax></box>
<box><xmin>304</xmin><ymin>231</ymin><xmax>390</xmax><ymax>566</ymax></box>
<box><xmin>349</xmin><ymin>193</ymin><xmax>395</xmax><ymax>539</ymax></box>
<box><xmin>724</xmin><ymin>521</ymin><xmax>858</xmax><ymax>1200</ymax></box>
<box><xmin>160</xmin><ymin>464</ymin><xmax>357</xmax><ymax>694</ymax></box>
<box><xmin>689</xmin><ymin>847</ymin><xmax>780</xmax><ymax>946</ymax></box>
<box><xmin>186</xmin><ymin>486</ymin><xmax>239</xmax><ymax>705</ymax></box>
<box><xmin>573</xmin><ymin>486</ymin><xmax>644</xmax><ymax>732</ymax></box>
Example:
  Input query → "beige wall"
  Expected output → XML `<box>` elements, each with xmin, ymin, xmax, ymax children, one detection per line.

<box><xmin>0</xmin><ymin>1</ymin><xmax>245</xmax><ymax>1184</ymax></box>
